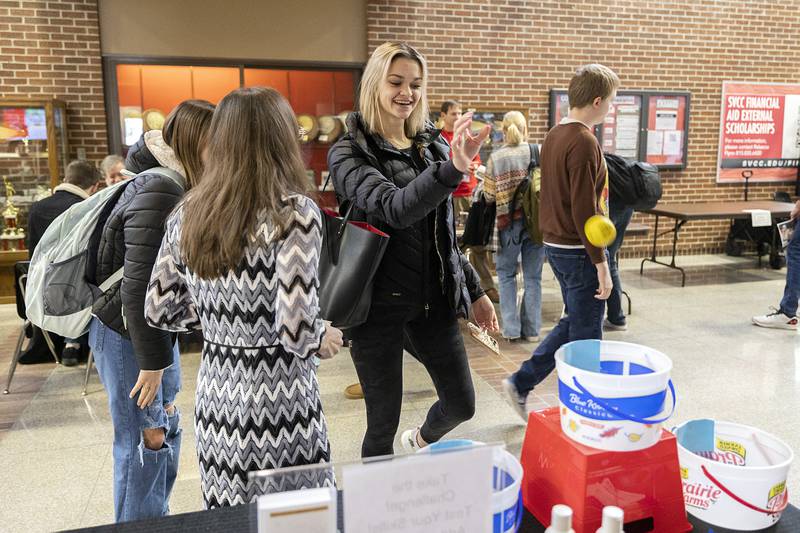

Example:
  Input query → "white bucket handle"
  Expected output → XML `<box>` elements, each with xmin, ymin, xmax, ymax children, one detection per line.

<box><xmin>701</xmin><ymin>465</ymin><xmax>789</xmax><ymax>515</ymax></box>
<box><xmin>571</xmin><ymin>377</ymin><xmax>676</xmax><ymax>424</ymax></box>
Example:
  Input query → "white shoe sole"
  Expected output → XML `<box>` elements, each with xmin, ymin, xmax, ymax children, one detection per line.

<box><xmin>752</xmin><ymin>317</ymin><xmax>797</xmax><ymax>330</ymax></box>
<box><xmin>400</xmin><ymin>428</ymin><xmax>422</xmax><ymax>453</ymax></box>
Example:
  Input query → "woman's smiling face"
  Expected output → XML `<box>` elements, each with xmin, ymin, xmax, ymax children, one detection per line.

<box><xmin>379</xmin><ymin>57</ymin><xmax>423</xmax><ymax>122</ymax></box>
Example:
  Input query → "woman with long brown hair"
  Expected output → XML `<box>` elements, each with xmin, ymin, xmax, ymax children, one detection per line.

<box><xmin>145</xmin><ymin>87</ymin><xmax>343</xmax><ymax>508</ymax></box>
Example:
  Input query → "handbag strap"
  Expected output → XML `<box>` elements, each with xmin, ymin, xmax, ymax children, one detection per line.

<box><xmin>320</xmin><ymin>170</ymin><xmax>356</xmax><ymax>233</ymax></box>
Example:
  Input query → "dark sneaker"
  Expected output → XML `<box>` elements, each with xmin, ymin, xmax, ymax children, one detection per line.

<box><xmin>752</xmin><ymin>308</ymin><xmax>798</xmax><ymax>330</ymax></box>
<box><xmin>603</xmin><ymin>318</ymin><xmax>628</xmax><ymax>331</ymax></box>
<box><xmin>502</xmin><ymin>378</ymin><xmax>528</xmax><ymax>422</ymax></box>
<box><xmin>61</xmin><ymin>345</ymin><xmax>80</xmax><ymax>367</ymax></box>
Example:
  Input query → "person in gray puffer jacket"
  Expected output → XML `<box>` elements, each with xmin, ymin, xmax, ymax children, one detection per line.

<box><xmin>89</xmin><ymin>99</ymin><xmax>214</xmax><ymax>524</ymax></box>
<box><xmin>327</xmin><ymin>42</ymin><xmax>498</xmax><ymax>458</ymax></box>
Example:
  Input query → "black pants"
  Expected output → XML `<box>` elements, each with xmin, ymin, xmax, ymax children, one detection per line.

<box><xmin>349</xmin><ymin>303</ymin><xmax>476</xmax><ymax>457</ymax></box>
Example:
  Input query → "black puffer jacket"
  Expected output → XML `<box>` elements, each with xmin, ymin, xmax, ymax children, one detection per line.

<box><xmin>328</xmin><ymin>112</ymin><xmax>484</xmax><ymax>319</ymax></box>
<box><xmin>92</xmin><ymin>132</ymin><xmax>186</xmax><ymax>370</ymax></box>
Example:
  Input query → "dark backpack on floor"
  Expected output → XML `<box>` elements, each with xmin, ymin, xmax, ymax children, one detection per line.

<box><xmin>605</xmin><ymin>153</ymin><xmax>662</xmax><ymax>210</ymax></box>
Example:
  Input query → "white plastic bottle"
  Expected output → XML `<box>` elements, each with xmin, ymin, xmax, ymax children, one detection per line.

<box><xmin>596</xmin><ymin>506</ymin><xmax>625</xmax><ymax>533</ymax></box>
<box><xmin>545</xmin><ymin>504</ymin><xmax>575</xmax><ymax>533</ymax></box>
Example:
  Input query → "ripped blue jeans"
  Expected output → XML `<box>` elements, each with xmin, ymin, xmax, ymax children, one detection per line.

<box><xmin>89</xmin><ymin>318</ymin><xmax>182</xmax><ymax>523</ymax></box>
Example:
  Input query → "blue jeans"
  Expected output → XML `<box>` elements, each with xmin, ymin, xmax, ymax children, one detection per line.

<box><xmin>511</xmin><ymin>246</ymin><xmax>606</xmax><ymax>395</ymax></box>
<box><xmin>780</xmin><ymin>225</ymin><xmax>800</xmax><ymax>316</ymax></box>
<box><xmin>607</xmin><ymin>204</ymin><xmax>635</xmax><ymax>324</ymax></box>
<box><xmin>496</xmin><ymin>219</ymin><xmax>545</xmax><ymax>338</ymax></box>
<box><xmin>89</xmin><ymin>318</ymin><xmax>182</xmax><ymax>523</ymax></box>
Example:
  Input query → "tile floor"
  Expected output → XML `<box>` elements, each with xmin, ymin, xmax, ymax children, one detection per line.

<box><xmin>0</xmin><ymin>253</ymin><xmax>798</xmax><ymax>531</ymax></box>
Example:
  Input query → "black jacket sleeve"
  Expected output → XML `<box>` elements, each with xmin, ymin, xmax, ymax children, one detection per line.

<box><xmin>27</xmin><ymin>203</ymin><xmax>43</xmax><ymax>259</ymax></box>
<box><xmin>121</xmin><ymin>175</ymin><xmax>184</xmax><ymax>370</ymax></box>
<box><xmin>328</xmin><ymin>138</ymin><xmax>463</xmax><ymax>229</ymax></box>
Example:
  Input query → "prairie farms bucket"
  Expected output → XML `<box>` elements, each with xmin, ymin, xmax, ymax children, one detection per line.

<box><xmin>555</xmin><ymin>339</ymin><xmax>675</xmax><ymax>451</ymax></box>
<box><xmin>675</xmin><ymin>419</ymin><xmax>793</xmax><ymax>531</ymax></box>
<box><xmin>421</xmin><ymin>440</ymin><xmax>523</xmax><ymax>533</ymax></box>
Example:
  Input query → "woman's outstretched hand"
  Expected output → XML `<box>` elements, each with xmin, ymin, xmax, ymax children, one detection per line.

<box><xmin>451</xmin><ymin>112</ymin><xmax>491</xmax><ymax>173</ymax></box>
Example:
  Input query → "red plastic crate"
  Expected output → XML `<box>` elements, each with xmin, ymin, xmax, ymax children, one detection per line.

<box><xmin>521</xmin><ymin>407</ymin><xmax>691</xmax><ymax>533</ymax></box>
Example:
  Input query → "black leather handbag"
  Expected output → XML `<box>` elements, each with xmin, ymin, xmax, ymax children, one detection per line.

<box><xmin>318</xmin><ymin>195</ymin><xmax>389</xmax><ymax>330</ymax></box>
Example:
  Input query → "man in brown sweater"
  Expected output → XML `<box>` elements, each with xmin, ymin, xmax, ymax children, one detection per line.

<box><xmin>503</xmin><ymin>64</ymin><xmax>620</xmax><ymax>420</ymax></box>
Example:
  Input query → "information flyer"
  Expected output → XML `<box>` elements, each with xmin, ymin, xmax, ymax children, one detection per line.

<box><xmin>717</xmin><ymin>81</ymin><xmax>800</xmax><ymax>183</ymax></box>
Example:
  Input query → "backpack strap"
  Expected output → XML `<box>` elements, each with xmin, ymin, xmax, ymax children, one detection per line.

<box><xmin>527</xmin><ymin>143</ymin><xmax>540</xmax><ymax>173</ymax></box>
<box><xmin>511</xmin><ymin>143</ymin><xmax>539</xmax><ymax>215</ymax></box>
<box><xmin>98</xmin><ymin>266</ymin><xmax>124</xmax><ymax>292</ymax></box>
<box><xmin>147</xmin><ymin>166</ymin><xmax>186</xmax><ymax>190</ymax></box>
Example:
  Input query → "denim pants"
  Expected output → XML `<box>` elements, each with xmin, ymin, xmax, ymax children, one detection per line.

<box><xmin>607</xmin><ymin>204</ymin><xmax>635</xmax><ymax>324</ymax></box>
<box><xmin>349</xmin><ymin>304</ymin><xmax>476</xmax><ymax>457</ymax></box>
<box><xmin>780</xmin><ymin>225</ymin><xmax>800</xmax><ymax>316</ymax></box>
<box><xmin>496</xmin><ymin>219</ymin><xmax>545</xmax><ymax>338</ymax></box>
<box><xmin>511</xmin><ymin>246</ymin><xmax>606</xmax><ymax>395</ymax></box>
<box><xmin>89</xmin><ymin>318</ymin><xmax>182</xmax><ymax>523</ymax></box>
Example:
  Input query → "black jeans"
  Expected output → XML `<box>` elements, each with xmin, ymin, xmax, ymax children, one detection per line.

<box><xmin>349</xmin><ymin>304</ymin><xmax>476</xmax><ymax>457</ymax></box>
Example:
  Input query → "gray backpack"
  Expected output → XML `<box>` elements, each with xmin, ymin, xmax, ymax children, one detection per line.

<box><xmin>25</xmin><ymin>167</ymin><xmax>184</xmax><ymax>338</ymax></box>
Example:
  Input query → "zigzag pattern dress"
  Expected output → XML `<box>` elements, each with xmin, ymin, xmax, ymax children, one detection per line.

<box><xmin>145</xmin><ymin>195</ymin><xmax>331</xmax><ymax>508</ymax></box>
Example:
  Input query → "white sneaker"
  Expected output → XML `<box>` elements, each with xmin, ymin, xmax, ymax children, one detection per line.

<box><xmin>400</xmin><ymin>427</ymin><xmax>426</xmax><ymax>452</ymax></box>
<box><xmin>502</xmin><ymin>378</ymin><xmax>528</xmax><ymax>422</ymax></box>
<box><xmin>603</xmin><ymin>318</ymin><xmax>628</xmax><ymax>331</ymax></box>
<box><xmin>752</xmin><ymin>308</ymin><xmax>799</xmax><ymax>330</ymax></box>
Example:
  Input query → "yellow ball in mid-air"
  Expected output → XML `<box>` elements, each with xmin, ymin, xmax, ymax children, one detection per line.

<box><xmin>584</xmin><ymin>215</ymin><xmax>617</xmax><ymax>247</ymax></box>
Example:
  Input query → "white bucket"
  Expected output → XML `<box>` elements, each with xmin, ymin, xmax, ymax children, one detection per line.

<box><xmin>554</xmin><ymin>339</ymin><xmax>675</xmax><ymax>451</ymax></box>
<box><xmin>675</xmin><ymin>419</ymin><xmax>793</xmax><ymax>531</ymax></box>
<box><xmin>420</xmin><ymin>440</ymin><xmax>523</xmax><ymax>533</ymax></box>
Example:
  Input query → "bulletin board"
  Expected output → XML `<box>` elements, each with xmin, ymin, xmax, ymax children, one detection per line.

<box><xmin>549</xmin><ymin>89</ymin><xmax>691</xmax><ymax>170</ymax></box>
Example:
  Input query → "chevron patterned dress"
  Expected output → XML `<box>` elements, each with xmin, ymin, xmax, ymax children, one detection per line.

<box><xmin>145</xmin><ymin>195</ymin><xmax>331</xmax><ymax>508</ymax></box>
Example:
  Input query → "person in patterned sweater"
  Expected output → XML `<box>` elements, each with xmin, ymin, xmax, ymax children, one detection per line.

<box><xmin>145</xmin><ymin>87</ymin><xmax>343</xmax><ymax>508</ymax></box>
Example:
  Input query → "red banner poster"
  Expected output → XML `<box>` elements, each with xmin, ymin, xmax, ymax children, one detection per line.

<box><xmin>717</xmin><ymin>81</ymin><xmax>800</xmax><ymax>183</ymax></box>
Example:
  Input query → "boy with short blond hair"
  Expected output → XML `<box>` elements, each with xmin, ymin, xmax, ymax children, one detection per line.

<box><xmin>503</xmin><ymin>64</ymin><xmax>620</xmax><ymax>420</ymax></box>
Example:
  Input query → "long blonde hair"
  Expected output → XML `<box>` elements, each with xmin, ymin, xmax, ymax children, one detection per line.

<box><xmin>358</xmin><ymin>41</ymin><xmax>429</xmax><ymax>138</ymax></box>
<box><xmin>502</xmin><ymin>111</ymin><xmax>527</xmax><ymax>146</ymax></box>
<box><xmin>180</xmin><ymin>87</ymin><xmax>313</xmax><ymax>279</ymax></box>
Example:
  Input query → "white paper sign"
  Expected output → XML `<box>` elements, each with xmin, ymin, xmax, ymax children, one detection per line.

<box><xmin>647</xmin><ymin>130</ymin><xmax>664</xmax><ymax>155</ymax></box>
<box><xmin>343</xmin><ymin>446</ymin><xmax>493</xmax><ymax>533</ymax></box>
<box><xmin>663</xmin><ymin>130</ymin><xmax>683</xmax><ymax>156</ymax></box>
<box><xmin>744</xmin><ymin>209</ymin><xmax>772</xmax><ymax>227</ymax></box>
<box><xmin>655</xmin><ymin>111</ymin><xmax>678</xmax><ymax>131</ymax></box>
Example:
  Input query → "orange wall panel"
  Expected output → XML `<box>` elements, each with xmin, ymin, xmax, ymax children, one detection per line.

<box><xmin>140</xmin><ymin>65</ymin><xmax>192</xmax><ymax>116</ymax></box>
<box><xmin>191</xmin><ymin>67</ymin><xmax>240</xmax><ymax>104</ymax></box>
<box><xmin>333</xmin><ymin>71</ymin><xmax>355</xmax><ymax>113</ymax></box>
<box><xmin>243</xmin><ymin>69</ymin><xmax>289</xmax><ymax>98</ymax></box>
<box><xmin>116</xmin><ymin>64</ymin><xmax>142</xmax><ymax>108</ymax></box>
<box><xmin>289</xmin><ymin>71</ymin><xmax>335</xmax><ymax>116</ymax></box>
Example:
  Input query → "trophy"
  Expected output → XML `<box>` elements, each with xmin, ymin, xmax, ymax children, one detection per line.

<box><xmin>1</xmin><ymin>177</ymin><xmax>26</xmax><ymax>251</ymax></box>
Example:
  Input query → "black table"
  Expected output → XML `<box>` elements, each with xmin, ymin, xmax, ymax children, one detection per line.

<box><xmin>639</xmin><ymin>201</ymin><xmax>793</xmax><ymax>287</ymax></box>
<box><xmin>64</xmin><ymin>499</ymin><xmax>800</xmax><ymax>533</ymax></box>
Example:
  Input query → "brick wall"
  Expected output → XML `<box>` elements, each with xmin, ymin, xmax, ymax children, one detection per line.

<box><xmin>367</xmin><ymin>0</ymin><xmax>800</xmax><ymax>257</ymax></box>
<box><xmin>0</xmin><ymin>0</ymin><xmax>105</xmax><ymax>233</ymax></box>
